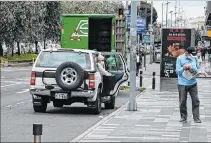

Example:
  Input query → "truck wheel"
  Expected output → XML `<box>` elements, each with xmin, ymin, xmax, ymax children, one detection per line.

<box><xmin>92</xmin><ymin>88</ymin><xmax>101</xmax><ymax>115</ymax></box>
<box><xmin>104</xmin><ymin>96</ymin><xmax>115</xmax><ymax>109</ymax></box>
<box><xmin>55</xmin><ymin>61</ymin><xmax>84</xmax><ymax>91</ymax></box>
<box><xmin>33</xmin><ymin>103</ymin><xmax>47</xmax><ymax>113</ymax></box>
<box><xmin>53</xmin><ymin>100</ymin><xmax>64</xmax><ymax>107</ymax></box>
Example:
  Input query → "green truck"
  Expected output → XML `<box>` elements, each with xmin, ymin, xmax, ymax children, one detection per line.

<box><xmin>61</xmin><ymin>14</ymin><xmax>125</xmax><ymax>53</ymax></box>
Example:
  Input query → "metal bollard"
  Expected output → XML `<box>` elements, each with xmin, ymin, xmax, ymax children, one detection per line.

<box><xmin>128</xmin><ymin>81</ymin><xmax>130</xmax><ymax>86</ymax></box>
<box><xmin>152</xmin><ymin>72</ymin><xmax>156</xmax><ymax>89</ymax></box>
<box><xmin>33</xmin><ymin>123</ymin><xmax>42</xmax><ymax>143</ymax></box>
<box><xmin>139</xmin><ymin>70</ymin><xmax>143</xmax><ymax>87</ymax></box>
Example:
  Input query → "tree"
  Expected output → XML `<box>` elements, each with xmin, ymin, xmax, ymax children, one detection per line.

<box><xmin>43</xmin><ymin>1</ymin><xmax>61</xmax><ymax>48</ymax></box>
<box><xmin>0</xmin><ymin>2</ymin><xmax>16</xmax><ymax>56</ymax></box>
<box><xmin>128</xmin><ymin>1</ymin><xmax>158</xmax><ymax>29</ymax></box>
<box><xmin>60</xmin><ymin>1</ymin><xmax>123</xmax><ymax>15</ymax></box>
<box><xmin>24</xmin><ymin>1</ymin><xmax>46</xmax><ymax>53</ymax></box>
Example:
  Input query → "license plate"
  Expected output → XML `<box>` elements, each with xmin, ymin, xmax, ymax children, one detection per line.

<box><xmin>55</xmin><ymin>93</ymin><xmax>68</xmax><ymax>99</ymax></box>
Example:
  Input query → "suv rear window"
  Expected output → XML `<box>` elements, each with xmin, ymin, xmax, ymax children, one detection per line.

<box><xmin>35</xmin><ymin>51</ymin><xmax>91</xmax><ymax>69</ymax></box>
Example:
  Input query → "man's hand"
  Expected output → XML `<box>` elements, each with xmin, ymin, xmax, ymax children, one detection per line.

<box><xmin>183</xmin><ymin>64</ymin><xmax>189</xmax><ymax>70</ymax></box>
<box><xmin>187</xmin><ymin>65</ymin><xmax>192</xmax><ymax>70</ymax></box>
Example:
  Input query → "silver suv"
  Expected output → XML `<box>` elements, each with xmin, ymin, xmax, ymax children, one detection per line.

<box><xmin>30</xmin><ymin>48</ymin><xmax>129</xmax><ymax>114</ymax></box>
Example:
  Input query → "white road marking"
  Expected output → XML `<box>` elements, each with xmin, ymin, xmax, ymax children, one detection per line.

<box><xmin>6</xmin><ymin>105</ymin><xmax>12</xmax><ymax>108</ymax></box>
<box><xmin>16</xmin><ymin>89</ymin><xmax>29</xmax><ymax>94</ymax></box>
<box><xmin>1</xmin><ymin>68</ymin><xmax>31</xmax><ymax>72</ymax></box>
<box><xmin>1</xmin><ymin>83</ymin><xmax>21</xmax><ymax>88</ymax></box>
<box><xmin>17</xmin><ymin>102</ymin><xmax>25</xmax><ymax>105</ymax></box>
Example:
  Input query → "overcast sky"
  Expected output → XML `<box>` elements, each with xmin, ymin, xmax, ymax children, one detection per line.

<box><xmin>123</xmin><ymin>1</ymin><xmax>206</xmax><ymax>22</ymax></box>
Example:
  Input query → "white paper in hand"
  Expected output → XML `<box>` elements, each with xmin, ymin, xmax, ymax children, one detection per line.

<box><xmin>182</xmin><ymin>70</ymin><xmax>198</xmax><ymax>80</ymax></box>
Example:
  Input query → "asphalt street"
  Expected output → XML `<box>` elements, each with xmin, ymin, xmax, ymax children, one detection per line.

<box><xmin>1</xmin><ymin>67</ymin><xmax>131</xmax><ymax>142</ymax></box>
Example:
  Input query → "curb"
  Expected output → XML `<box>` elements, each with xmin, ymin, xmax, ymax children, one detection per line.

<box><xmin>70</xmin><ymin>91</ymin><xmax>145</xmax><ymax>143</ymax></box>
<box><xmin>0</xmin><ymin>63</ymin><xmax>33</xmax><ymax>68</ymax></box>
<box><xmin>70</xmin><ymin>103</ymin><xmax>127</xmax><ymax>142</ymax></box>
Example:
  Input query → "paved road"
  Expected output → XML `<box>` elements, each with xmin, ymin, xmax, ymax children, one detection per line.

<box><xmin>1</xmin><ymin>67</ymin><xmax>132</xmax><ymax>142</ymax></box>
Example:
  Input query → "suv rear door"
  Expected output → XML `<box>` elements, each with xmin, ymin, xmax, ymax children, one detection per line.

<box><xmin>101</xmin><ymin>52</ymin><xmax>129</xmax><ymax>96</ymax></box>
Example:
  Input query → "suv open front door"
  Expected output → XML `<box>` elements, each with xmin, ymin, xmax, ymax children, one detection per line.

<box><xmin>101</xmin><ymin>52</ymin><xmax>129</xmax><ymax>96</ymax></box>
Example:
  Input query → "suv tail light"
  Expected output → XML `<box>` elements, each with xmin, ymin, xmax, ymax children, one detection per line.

<box><xmin>89</xmin><ymin>74</ymin><xmax>95</xmax><ymax>88</ymax></box>
<box><xmin>30</xmin><ymin>72</ymin><xmax>36</xmax><ymax>85</ymax></box>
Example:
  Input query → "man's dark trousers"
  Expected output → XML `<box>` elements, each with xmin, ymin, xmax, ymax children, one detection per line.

<box><xmin>178</xmin><ymin>83</ymin><xmax>200</xmax><ymax>120</ymax></box>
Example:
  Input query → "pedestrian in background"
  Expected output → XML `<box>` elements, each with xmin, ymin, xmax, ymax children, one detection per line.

<box><xmin>197</xmin><ymin>52</ymin><xmax>202</xmax><ymax>67</ymax></box>
<box><xmin>201</xmin><ymin>47</ymin><xmax>207</xmax><ymax>62</ymax></box>
<box><xmin>176</xmin><ymin>47</ymin><xmax>201</xmax><ymax>123</ymax></box>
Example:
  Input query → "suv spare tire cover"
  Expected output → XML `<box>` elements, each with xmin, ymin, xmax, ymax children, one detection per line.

<box><xmin>55</xmin><ymin>61</ymin><xmax>85</xmax><ymax>91</ymax></box>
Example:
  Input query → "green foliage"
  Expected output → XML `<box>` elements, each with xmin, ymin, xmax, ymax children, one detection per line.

<box><xmin>0</xmin><ymin>54</ymin><xmax>38</xmax><ymax>61</ymax></box>
<box><xmin>44</xmin><ymin>1</ymin><xmax>61</xmax><ymax>42</ymax></box>
<box><xmin>0</xmin><ymin>1</ymin><xmax>127</xmax><ymax>57</ymax></box>
<box><xmin>60</xmin><ymin>1</ymin><xmax>123</xmax><ymax>16</ymax></box>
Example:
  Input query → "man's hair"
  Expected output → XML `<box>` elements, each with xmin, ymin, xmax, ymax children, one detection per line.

<box><xmin>187</xmin><ymin>47</ymin><xmax>195</xmax><ymax>53</ymax></box>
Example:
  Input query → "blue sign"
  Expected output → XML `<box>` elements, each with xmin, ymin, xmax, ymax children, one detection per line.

<box><xmin>142</xmin><ymin>34</ymin><xmax>150</xmax><ymax>44</ymax></box>
<box><xmin>127</xmin><ymin>15</ymin><xmax>146</xmax><ymax>34</ymax></box>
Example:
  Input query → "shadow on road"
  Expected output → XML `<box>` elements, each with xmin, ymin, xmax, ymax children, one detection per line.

<box><xmin>36</xmin><ymin>90</ymin><xmax>129</xmax><ymax>115</ymax></box>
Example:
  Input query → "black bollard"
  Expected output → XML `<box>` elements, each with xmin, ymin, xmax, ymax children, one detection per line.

<box><xmin>140</xmin><ymin>70</ymin><xmax>143</xmax><ymax>87</ymax></box>
<box><xmin>33</xmin><ymin>123</ymin><xmax>42</xmax><ymax>143</ymax></box>
<box><xmin>128</xmin><ymin>81</ymin><xmax>130</xmax><ymax>86</ymax></box>
<box><xmin>152</xmin><ymin>72</ymin><xmax>156</xmax><ymax>89</ymax></box>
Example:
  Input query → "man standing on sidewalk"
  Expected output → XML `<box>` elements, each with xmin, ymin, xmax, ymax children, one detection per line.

<box><xmin>175</xmin><ymin>47</ymin><xmax>202</xmax><ymax>123</ymax></box>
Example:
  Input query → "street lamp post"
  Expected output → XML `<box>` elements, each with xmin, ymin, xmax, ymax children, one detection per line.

<box><xmin>127</xmin><ymin>1</ymin><xmax>137</xmax><ymax>111</ymax></box>
<box><xmin>162</xmin><ymin>3</ymin><xmax>164</xmax><ymax>27</ymax></box>
<box><xmin>166</xmin><ymin>1</ymin><xmax>171</xmax><ymax>27</ymax></box>
<box><xmin>149</xmin><ymin>1</ymin><xmax>153</xmax><ymax>64</ymax></box>
<box><xmin>174</xmin><ymin>0</ymin><xmax>177</xmax><ymax>27</ymax></box>
<box><xmin>170</xmin><ymin>11</ymin><xmax>173</xmax><ymax>27</ymax></box>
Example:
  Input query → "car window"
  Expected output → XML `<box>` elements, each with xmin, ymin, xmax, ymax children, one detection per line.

<box><xmin>35</xmin><ymin>51</ymin><xmax>91</xmax><ymax>69</ymax></box>
<box><xmin>104</xmin><ymin>54</ymin><xmax>124</xmax><ymax>72</ymax></box>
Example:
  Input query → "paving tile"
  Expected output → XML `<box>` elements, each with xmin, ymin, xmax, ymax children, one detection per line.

<box><xmin>180</xmin><ymin>128</ymin><xmax>190</xmax><ymax>138</ymax></box>
<box><xmin>190</xmin><ymin>128</ymin><xmax>207</xmax><ymax>134</ymax></box>
<box><xmin>179</xmin><ymin>137</ymin><xmax>189</xmax><ymax>142</ymax></box>
<box><xmin>151</xmin><ymin>122</ymin><xmax>168</xmax><ymax>128</ymax></box>
<box><xmin>154</xmin><ymin>118</ymin><xmax>169</xmax><ymax>123</ymax></box>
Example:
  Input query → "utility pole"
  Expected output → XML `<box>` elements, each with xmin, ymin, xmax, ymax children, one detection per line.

<box><xmin>170</xmin><ymin>11</ymin><xmax>173</xmax><ymax>27</ymax></box>
<box><xmin>166</xmin><ymin>1</ymin><xmax>171</xmax><ymax>27</ymax></box>
<box><xmin>125</xmin><ymin>1</ymin><xmax>130</xmax><ymax>70</ymax></box>
<box><xmin>174</xmin><ymin>0</ymin><xmax>177</xmax><ymax>27</ymax></box>
<box><xmin>149</xmin><ymin>1</ymin><xmax>153</xmax><ymax>64</ymax></box>
<box><xmin>162</xmin><ymin>3</ymin><xmax>164</xmax><ymax>27</ymax></box>
<box><xmin>127</xmin><ymin>1</ymin><xmax>137</xmax><ymax>111</ymax></box>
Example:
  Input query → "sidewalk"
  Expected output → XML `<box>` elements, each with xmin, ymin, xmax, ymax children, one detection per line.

<box><xmin>74</xmin><ymin>78</ymin><xmax>211</xmax><ymax>142</ymax></box>
<box><xmin>122</xmin><ymin>55</ymin><xmax>161</xmax><ymax>89</ymax></box>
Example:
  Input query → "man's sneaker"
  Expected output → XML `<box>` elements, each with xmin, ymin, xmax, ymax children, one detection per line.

<box><xmin>179</xmin><ymin>118</ymin><xmax>187</xmax><ymax>123</ymax></box>
<box><xmin>194</xmin><ymin>118</ymin><xmax>202</xmax><ymax>123</ymax></box>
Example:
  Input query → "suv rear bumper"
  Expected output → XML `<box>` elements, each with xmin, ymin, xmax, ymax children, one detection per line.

<box><xmin>30</xmin><ymin>88</ymin><xmax>95</xmax><ymax>98</ymax></box>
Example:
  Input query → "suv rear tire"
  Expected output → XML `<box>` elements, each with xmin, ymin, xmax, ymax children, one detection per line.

<box><xmin>33</xmin><ymin>104</ymin><xmax>47</xmax><ymax>113</ymax></box>
<box><xmin>92</xmin><ymin>88</ymin><xmax>102</xmax><ymax>115</ymax></box>
<box><xmin>104</xmin><ymin>96</ymin><xmax>115</xmax><ymax>109</ymax></box>
<box><xmin>55</xmin><ymin>61</ymin><xmax>85</xmax><ymax>91</ymax></box>
<box><xmin>53</xmin><ymin>100</ymin><xmax>64</xmax><ymax>107</ymax></box>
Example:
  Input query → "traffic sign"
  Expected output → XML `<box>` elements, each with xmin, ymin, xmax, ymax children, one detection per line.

<box><xmin>127</xmin><ymin>15</ymin><xmax>146</xmax><ymax>34</ymax></box>
<box><xmin>143</xmin><ymin>34</ymin><xmax>150</xmax><ymax>44</ymax></box>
